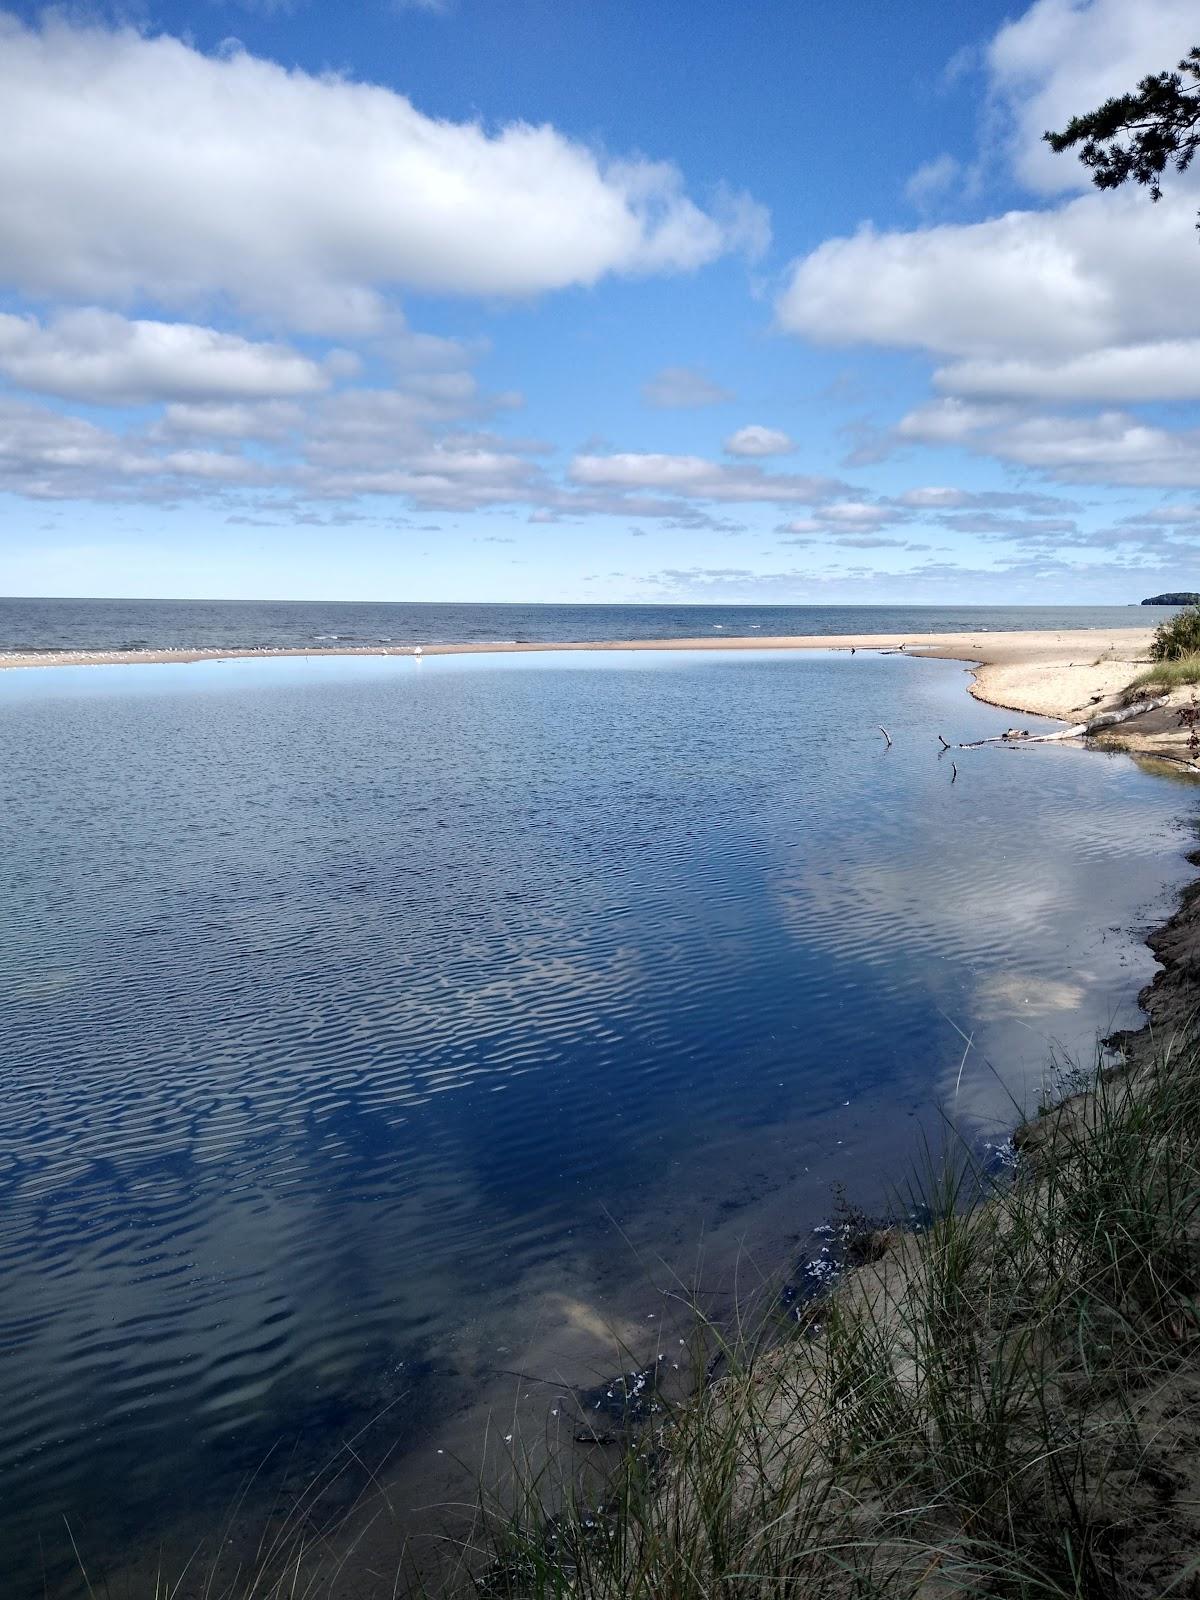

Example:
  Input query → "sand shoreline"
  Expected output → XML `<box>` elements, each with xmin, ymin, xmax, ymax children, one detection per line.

<box><xmin>9</xmin><ymin>624</ymin><xmax>1193</xmax><ymax>762</ymax></box>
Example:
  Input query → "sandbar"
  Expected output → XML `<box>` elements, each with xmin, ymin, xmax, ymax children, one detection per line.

<box><xmin>6</xmin><ymin>625</ymin><xmax>1194</xmax><ymax>764</ymax></box>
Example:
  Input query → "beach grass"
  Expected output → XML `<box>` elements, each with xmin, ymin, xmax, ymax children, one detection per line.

<box><xmin>1124</xmin><ymin>656</ymin><xmax>1200</xmax><ymax>700</ymax></box>
<box><xmin>409</xmin><ymin>1034</ymin><xmax>1200</xmax><ymax>1600</ymax></box>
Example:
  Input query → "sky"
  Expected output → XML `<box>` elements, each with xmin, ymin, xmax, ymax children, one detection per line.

<box><xmin>2</xmin><ymin>0</ymin><xmax>1199</xmax><ymax>605</ymax></box>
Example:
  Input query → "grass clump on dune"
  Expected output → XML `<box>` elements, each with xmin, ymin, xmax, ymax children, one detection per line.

<box><xmin>1124</xmin><ymin>657</ymin><xmax>1200</xmax><ymax>700</ymax></box>
<box><xmin>432</xmin><ymin>1037</ymin><xmax>1200</xmax><ymax>1600</ymax></box>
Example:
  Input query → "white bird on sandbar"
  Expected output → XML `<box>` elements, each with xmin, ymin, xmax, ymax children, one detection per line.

<box><xmin>414</xmin><ymin>644</ymin><xmax>423</xmax><ymax>659</ymax></box>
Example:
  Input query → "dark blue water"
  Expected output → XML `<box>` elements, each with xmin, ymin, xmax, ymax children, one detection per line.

<box><xmin>0</xmin><ymin>596</ymin><xmax>1159</xmax><ymax>655</ymax></box>
<box><xmin>1</xmin><ymin>648</ymin><xmax>1194</xmax><ymax>1596</ymax></box>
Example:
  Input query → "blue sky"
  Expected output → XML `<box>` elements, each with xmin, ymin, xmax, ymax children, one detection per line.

<box><xmin>2</xmin><ymin>0</ymin><xmax>1199</xmax><ymax>603</ymax></box>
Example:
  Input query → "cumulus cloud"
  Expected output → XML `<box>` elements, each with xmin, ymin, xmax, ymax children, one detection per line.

<box><xmin>777</xmin><ymin>193</ymin><xmax>1200</xmax><ymax>375</ymax></box>
<box><xmin>777</xmin><ymin>0</ymin><xmax>1200</xmax><ymax>407</ymax></box>
<box><xmin>0</xmin><ymin>309</ymin><xmax>328</xmax><ymax>404</ymax></box>
<box><xmin>641</xmin><ymin>366</ymin><xmax>734</xmax><ymax>408</ymax></box>
<box><xmin>724</xmin><ymin>425</ymin><xmax>793</xmax><ymax>457</ymax></box>
<box><xmin>987</xmin><ymin>0</ymin><xmax>1200</xmax><ymax>193</ymax></box>
<box><xmin>0</xmin><ymin>12</ymin><xmax>767</xmax><ymax>332</ymax></box>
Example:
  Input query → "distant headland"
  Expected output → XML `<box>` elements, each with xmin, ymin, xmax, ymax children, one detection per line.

<box><xmin>1142</xmin><ymin>593</ymin><xmax>1200</xmax><ymax>605</ymax></box>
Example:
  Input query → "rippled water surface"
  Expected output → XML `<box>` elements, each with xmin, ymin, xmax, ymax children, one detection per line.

<box><xmin>1</xmin><ymin>649</ymin><xmax>1194</xmax><ymax>1595</ymax></box>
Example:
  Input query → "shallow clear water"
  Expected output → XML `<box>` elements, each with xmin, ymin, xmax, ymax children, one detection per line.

<box><xmin>0</xmin><ymin>595</ymin><xmax>1163</xmax><ymax>654</ymax></box>
<box><xmin>1</xmin><ymin>649</ymin><xmax>1194</xmax><ymax>1594</ymax></box>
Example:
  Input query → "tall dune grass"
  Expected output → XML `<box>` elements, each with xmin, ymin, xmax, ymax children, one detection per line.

<box><xmin>419</xmin><ymin>1036</ymin><xmax>1200</xmax><ymax>1600</ymax></box>
<box><xmin>1124</xmin><ymin>658</ymin><xmax>1200</xmax><ymax>699</ymax></box>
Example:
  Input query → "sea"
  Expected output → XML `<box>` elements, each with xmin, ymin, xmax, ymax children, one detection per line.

<box><xmin>0</xmin><ymin>599</ymin><xmax>1194</xmax><ymax>1596</ymax></box>
<box><xmin>0</xmin><ymin>596</ymin><xmax>1164</xmax><ymax>655</ymax></box>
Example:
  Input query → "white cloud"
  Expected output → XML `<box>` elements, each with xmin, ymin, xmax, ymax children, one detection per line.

<box><xmin>724</xmin><ymin>425</ymin><xmax>793</xmax><ymax>457</ymax></box>
<box><xmin>160</xmin><ymin>401</ymin><xmax>306</xmax><ymax>439</ymax></box>
<box><xmin>568</xmin><ymin>452</ymin><xmax>846</xmax><ymax>504</ymax></box>
<box><xmin>0</xmin><ymin>13</ymin><xmax>767</xmax><ymax>333</ymax></box>
<box><xmin>1122</xmin><ymin>501</ymin><xmax>1200</xmax><ymax>526</ymax></box>
<box><xmin>987</xmin><ymin>0</ymin><xmax>1200</xmax><ymax>193</ymax></box>
<box><xmin>896</xmin><ymin>399</ymin><xmax>1018</xmax><ymax>443</ymax></box>
<box><xmin>896</xmin><ymin>485</ymin><xmax>1071</xmax><ymax>513</ymax></box>
<box><xmin>641</xmin><ymin>366</ymin><xmax>733</xmax><ymax>408</ymax></box>
<box><xmin>820</xmin><ymin>501</ymin><xmax>895</xmax><ymax>528</ymax></box>
<box><xmin>898</xmin><ymin>485</ymin><xmax>973</xmax><ymax>509</ymax></box>
<box><xmin>935</xmin><ymin>341</ymin><xmax>1200</xmax><ymax>402</ymax></box>
<box><xmin>777</xmin><ymin>192</ymin><xmax>1199</xmax><ymax>374</ymax></box>
<box><xmin>0</xmin><ymin>309</ymin><xmax>328</xmax><ymax>404</ymax></box>
<box><xmin>0</xmin><ymin>396</ymin><xmax>269</xmax><ymax>499</ymax></box>
<box><xmin>777</xmin><ymin>0</ymin><xmax>1200</xmax><ymax>406</ymax></box>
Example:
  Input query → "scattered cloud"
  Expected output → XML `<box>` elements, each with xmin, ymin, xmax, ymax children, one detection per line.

<box><xmin>899</xmin><ymin>401</ymin><xmax>1200</xmax><ymax>488</ymax></box>
<box><xmin>0</xmin><ymin>309</ymin><xmax>328</xmax><ymax>405</ymax></box>
<box><xmin>568</xmin><ymin>452</ymin><xmax>848</xmax><ymax>504</ymax></box>
<box><xmin>641</xmin><ymin>366</ymin><xmax>734</xmax><ymax>409</ymax></box>
<box><xmin>724</xmin><ymin>425</ymin><xmax>793</xmax><ymax>457</ymax></box>
<box><xmin>904</xmin><ymin>154</ymin><xmax>962</xmax><ymax>209</ymax></box>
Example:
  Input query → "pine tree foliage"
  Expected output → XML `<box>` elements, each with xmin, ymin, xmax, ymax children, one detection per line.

<box><xmin>1044</xmin><ymin>46</ymin><xmax>1200</xmax><ymax>225</ymax></box>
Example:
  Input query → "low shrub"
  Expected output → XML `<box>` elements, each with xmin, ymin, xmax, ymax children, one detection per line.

<box><xmin>1150</xmin><ymin>604</ymin><xmax>1200</xmax><ymax>661</ymax></box>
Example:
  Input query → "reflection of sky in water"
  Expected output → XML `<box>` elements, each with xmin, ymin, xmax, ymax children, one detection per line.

<box><xmin>0</xmin><ymin>649</ymin><xmax>1194</xmax><ymax>1592</ymax></box>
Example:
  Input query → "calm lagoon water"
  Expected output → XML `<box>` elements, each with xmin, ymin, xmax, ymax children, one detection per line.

<box><xmin>1</xmin><ymin>647</ymin><xmax>1195</xmax><ymax>1593</ymax></box>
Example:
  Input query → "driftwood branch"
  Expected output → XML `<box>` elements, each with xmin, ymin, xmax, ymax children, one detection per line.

<box><xmin>954</xmin><ymin>695</ymin><xmax>1169</xmax><ymax>750</ymax></box>
<box><xmin>879</xmin><ymin>726</ymin><xmax>892</xmax><ymax>748</ymax></box>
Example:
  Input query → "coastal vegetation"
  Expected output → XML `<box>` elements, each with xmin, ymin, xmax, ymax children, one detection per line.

<box><xmin>1150</xmin><ymin>605</ymin><xmax>1200</xmax><ymax>662</ymax></box>
<box><xmin>1045</xmin><ymin>44</ymin><xmax>1200</xmax><ymax>222</ymax></box>
<box><xmin>427</xmin><ymin>1032</ymin><xmax>1200</xmax><ymax>1600</ymax></box>
<box><xmin>1125</xmin><ymin>658</ymin><xmax>1200</xmax><ymax>699</ymax></box>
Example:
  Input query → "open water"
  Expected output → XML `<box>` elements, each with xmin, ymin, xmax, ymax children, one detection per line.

<box><xmin>1</xmin><ymin>643</ymin><xmax>1195</xmax><ymax>1594</ymax></box>
<box><xmin>0</xmin><ymin>596</ymin><xmax>1163</xmax><ymax>655</ymax></box>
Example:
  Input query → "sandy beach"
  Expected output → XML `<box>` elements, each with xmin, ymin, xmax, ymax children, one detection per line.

<box><xmin>8</xmin><ymin>624</ymin><xmax>1193</xmax><ymax>762</ymax></box>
